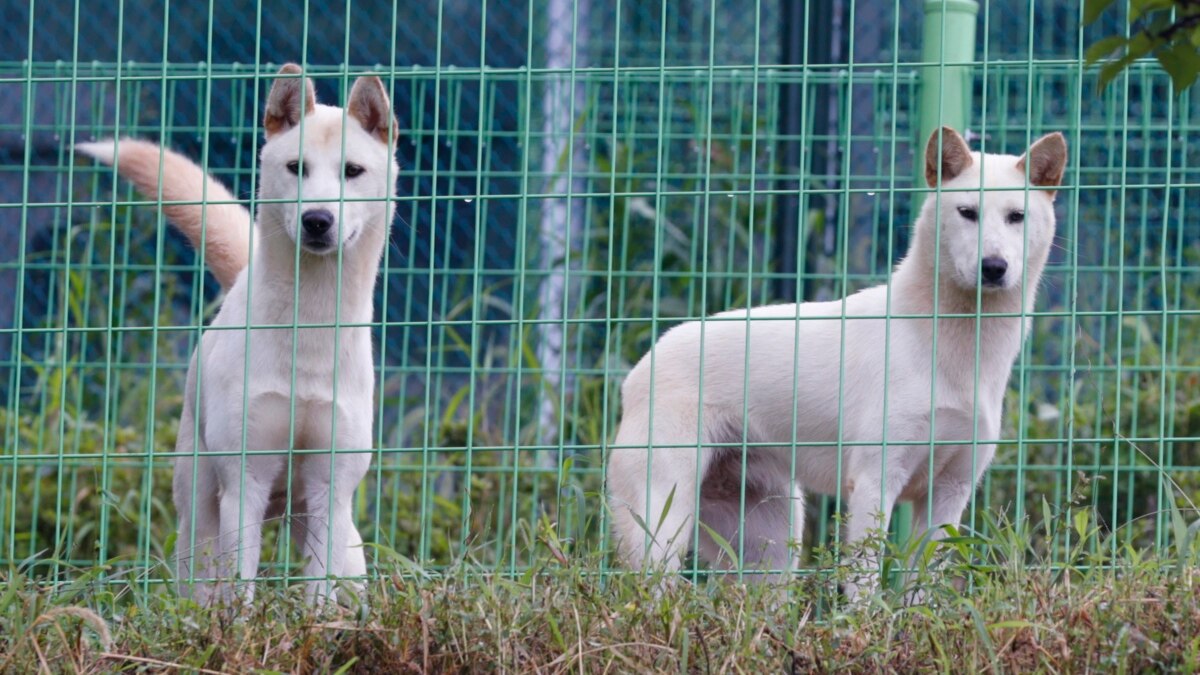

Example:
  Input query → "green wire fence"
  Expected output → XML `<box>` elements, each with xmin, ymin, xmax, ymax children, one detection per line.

<box><xmin>1</xmin><ymin>0</ymin><xmax>1198</xmax><ymax>590</ymax></box>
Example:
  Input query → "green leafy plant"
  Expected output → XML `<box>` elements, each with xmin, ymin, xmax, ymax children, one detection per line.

<box><xmin>1085</xmin><ymin>0</ymin><xmax>1200</xmax><ymax>92</ymax></box>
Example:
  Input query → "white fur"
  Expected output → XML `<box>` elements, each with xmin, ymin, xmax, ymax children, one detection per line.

<box><xmin>78</xmin><ymin>66</ymin><xmax>399</xmax><ymax>604</ymax></box>
<box><xmin>608</xmin><ymin>129</ymin><xmax>1066</xmax><ymax>599</ymax></box>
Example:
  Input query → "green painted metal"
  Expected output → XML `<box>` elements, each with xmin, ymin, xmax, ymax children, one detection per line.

<box><xmin>915</xmin><ymin>0</ymin><xmax>979</xmax><ymax>198</ymax></box>
<box><xmin>894</xmin><ymin>0</ymin><xmax>980</xmax><ymax>551</ymax></box>
<box><xmin>0</xmin><ymin>1</ymin><xmax>1197</xmax><ymax>592</ymax></box>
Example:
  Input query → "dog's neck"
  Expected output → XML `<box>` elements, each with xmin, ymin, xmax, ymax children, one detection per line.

<box><xmin>891</xmin><ymin>224</ymin><xmax>1046</xmax><ymax>398</ymax></box>
<box><xmin>250</xmin><ymin>208</ymin><xmax>392</xmax><ymax>323</ymax></box>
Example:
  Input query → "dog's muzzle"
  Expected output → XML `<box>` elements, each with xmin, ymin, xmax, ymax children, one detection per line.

<box><xmin>301</xmin><ymin>209</ymin><xmax>336</xmax><ymax>251</ymax></box>
<box><xmin>980</xmin><ymin>256</ymin><xmax>1008</xmax><ymax>287</ymax></box>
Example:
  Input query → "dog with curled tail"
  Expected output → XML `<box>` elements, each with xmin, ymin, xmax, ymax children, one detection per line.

<box><xmin>79</xmin><ymin>64</ymin><xmax>400</xmax><ymax>604</ymax></box>
<box><xmin>608</xmin><ymin>127</ymin><xmax>1066</xmax><ymax>599</ymax></box>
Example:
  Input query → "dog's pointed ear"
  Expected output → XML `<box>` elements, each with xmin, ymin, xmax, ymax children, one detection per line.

<box><xmin>925</xmin><ymin>126</ymin><xmax>973</xmax><ymax>187</ymax></box>
<box><xmin>348</xmin><ymin>75</ymin><xmax>399</xmax><ymax>147</ymax></box>
<box><xmin>1016</xmin><ymin>132</ymin><xmax>1067</xmax><ymax>200</ymax></box>
<box><xmin>264</xmin><ymin>63</ymin><xmax>316</xmax><ymax>139</ymax></box>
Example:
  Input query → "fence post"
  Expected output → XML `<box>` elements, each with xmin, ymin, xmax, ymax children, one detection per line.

<box><xmin>774</xmin><ymin>0</ymin><xmax>841</xmax><ymax>304</ymax></box>
<box><xmin>914</xmin><ymin>0</ymin><xmax>978</xmax><ymax>192</ymax></box>
<box><xmin>897</xmin><ymin>0</ymin><xmax>978</xmax><ymax>548</ymax></box>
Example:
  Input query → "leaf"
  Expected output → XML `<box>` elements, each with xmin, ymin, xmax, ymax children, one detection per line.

<box><xmin>988</xmin><ymin>620</ymin><xmax>1042</xmax><ymax>631</ymax></box>
<box><xmin>655</xmin><ymin>484</ymin><xmax>677</xmax><ymax>537</ymax></box>
<box><xmin>558</xmin><ymin>456</ymin><xmax>574</xmax><ymax>489</ymax></box>
<box><xmin>1083</xmin><ymin>0</ymin><xmax>1118</xmax><ymax>25</ymax></box>
<box><xmin>627</xmin><ymin>509</ymin><xmax>654</xmax><ymax>539</ymax></box>
<box><xmin>1156</xmin><ymin>39</ymin><xmax>1200</xmax><ymax>92</ymax></box>
<box><xmin>1167</xmin><ymin>494</ymin><xmax>1189</xmax><ymax>558</ymax></box>
<box><xmin>1073</xmin><ymin>508</ymin><xmax>1091</xmax><ymax>540</ymax></box>
<box><xmin>1130</xmin><ymin>0</ymin><xmax>1175</xmax><ymax>23</ymax></box>
<box><xmin>361</xmin><ymin>543</ymin><xmax>431</xmax><ymax>580</ymax></box>
<box><xmin>1085</xmin><ymin>35</ymin><xmax>1128</xmax><ymax>67</ymax></box>
<box><xmin>520</xmin><ymin>565</ymin><xmax>537</xmax><ymax>586</ymax></box>
<box><xmin>963</xmin><ymin>602</ymin><xmax>997</xmax><ymax>661</ymax></box>
<box><xmin>439</xmin><ymin>385</ymin><xmax>471</xmax><ymax>435</ymax></box>
<box><xmin>546</xmin><ymin>612</ymin><xmax>566</xmax><ymax>650</ymax></box>
<box><xmin>1097</xmin><ymin>31</ymin><xmax>1163</xmax><ymax>92</ymax></box>
<box><xmin>698</xmin><ymin>520</ymin><xmax>740</xmax><ymax>568</ymax></box>
<box><xmin>1187</xmin><ymin>519</ymin><xmax>1200</xmax><ymax>560</ymax></box>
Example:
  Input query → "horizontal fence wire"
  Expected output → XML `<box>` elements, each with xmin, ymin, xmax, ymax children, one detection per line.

<box><xmin>0</xmin><ymin>0</ymin><xmax>1197</xmax><ymax>592</ymax></box>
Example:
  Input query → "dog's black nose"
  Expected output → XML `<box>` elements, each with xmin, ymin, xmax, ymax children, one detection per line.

<box><xmin>980</xmin><ymin>256</ymin><xmax>1008</xmax><ymax>285</ymax></box>
<box><xmin>301</xmin><ymin>209</ymin><xmax>335</xmax><ymax>236</ymax></box>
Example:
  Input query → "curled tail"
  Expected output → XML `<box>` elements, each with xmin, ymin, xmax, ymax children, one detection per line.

<box><xmin>75</xmin><ymin>138</ymin><xmax>252</xmax><ymax>290</ymax></box>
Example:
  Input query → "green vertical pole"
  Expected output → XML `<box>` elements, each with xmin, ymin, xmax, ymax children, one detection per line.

<box><xmin>897</xmin><ymin>0</ymin><xmax>978</xmax><ymax>548</ymax></box>
<box><xmin>917</xmin><ymin>0</ymin><xmax>978</xmax><ymax>149</ymax></box>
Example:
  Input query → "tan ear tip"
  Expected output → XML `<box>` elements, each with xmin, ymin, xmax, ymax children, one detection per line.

<box><xmin>930</xmin><ymin>125</ymin><xmax>959</xmax><ymax>139</ymax></box>
<box><xmin>1026</xmin><ymin>132</ymin><xmax>1067</xmax><ymax>163</ymax></box>
<box><xmin>354</xmin><ymin>75</ymin><xmax>388</xmax><ymax>95</ymax></box>
<box><xmin>277</xmin><ymin>63</ymin><xmax>303</xmax><ymax>76</ymax></box>
<box><xmin>926</xmin><ymin>126</ymin><xmax>965</xmax><ymax>152</ymax></box>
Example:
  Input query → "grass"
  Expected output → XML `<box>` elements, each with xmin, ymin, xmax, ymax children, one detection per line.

<box><xmin>2</xmin><ymin>509</ymin><xmax>1199</xmax><ymax>673</ymax></box>
<box><xmin>4</xmin><ymin>196</ymin><xmax>1197</xmax><ymax>671</ymax></box>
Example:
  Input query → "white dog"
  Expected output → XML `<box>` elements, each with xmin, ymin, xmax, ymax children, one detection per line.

<box><xmin>608</xmin><ymin>127</ymin><xmax>1066</xmax><ymax>598</ymax></box>
<box><xmin>78</xmin><ymin>64</ymin><xmax>399</xmax><ymax>603</ymax></box>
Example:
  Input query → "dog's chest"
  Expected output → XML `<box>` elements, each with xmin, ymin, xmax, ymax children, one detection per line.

<box><xmin>256</xmin><ymin>312</ymin><xmax>373</xmax><ymax>399</ymax></box>
<box><xmin>205</xmin><ymin>292</ymin><xmax>374</xmax><ymax>404</ymax></box>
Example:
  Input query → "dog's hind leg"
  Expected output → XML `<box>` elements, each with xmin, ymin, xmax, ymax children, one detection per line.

<box><xmin>344</xmin><ymin>523</ymin><xmax>367</xmax><ymax>577</ymax></box>
<box><xmin>696</xmin><ymin>451</ymin><xmax>803</xmax><ymax>583</ymax></box>
<box><xmin>174</xmin><ymin>459</ymin><xmax>221</xmax><ymax>604</ymax></box>
<box><xmin>607</xmin><ymin>399</ymin><xmax>714</xmax><ymax>575</ymax></box>
<box><xmin>172</xmin><ymin>376</ymin><xmax>222</xmax><ymax>604</ymax></box>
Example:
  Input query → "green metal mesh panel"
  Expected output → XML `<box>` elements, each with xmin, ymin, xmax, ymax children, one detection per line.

<box><xmin>1</xmin><ymin>1</ymin><xmax>1197</xmax><ymax>590</ymax></box>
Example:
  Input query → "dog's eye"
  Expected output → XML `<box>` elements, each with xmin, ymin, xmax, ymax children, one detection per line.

<box><xmin>287</xmin><ymin>160</ymin><xmax>306</xmax><ymax>177</ymax></box>
<box><xmin>344</xmin><ymin>163</ymin><xmax>365</xmax><ymax>179</ymax></box>
<box><xmin>1006</xmin><ymin>210</ymin><xmax>1025</xmax><ymax>225</ymax></box>
<box><xmin>957</xmin><ymin>206</ymin><xmax>978</xmax><ymax>222</ymax></box>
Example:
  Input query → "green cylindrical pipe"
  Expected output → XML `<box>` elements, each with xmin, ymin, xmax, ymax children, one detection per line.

<box><xmin>915</xmin><ymin>0</ymin><xmax>979</xmax><ymax>186</ymax></box>
<box><xmin>896</xmin><ymin>0</ymin><xmax>978</xmax><ymax>555</ymax></box>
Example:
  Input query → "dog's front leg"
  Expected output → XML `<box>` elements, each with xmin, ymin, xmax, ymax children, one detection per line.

<box><xmin>840</xmin><ymin>449</ymin><xmax>924</xmax><ymax>602</ymax></box>
<box><xmin>215</xmin><ymin>470</ymin><xmax>273</xmax><ymax>603</ymax></box>
<box><xmin>298</xmin><ymin>476</ymin><xmax>363</xmax><ymax>602</ymax></box>
<box><xmin>297</xmin><ymin>423</ymin><xmax>372</xmax><ymax>603</ymax></box>
<box><xmin>903</xmin><ymin>442</ymin><xmax>995</xmax><ymax>602</ymax></box>
<box><xmin>839</xmin><ymin>474</ymin><xmax>892</xmax><ymax>602</ymax></box>
<box><xmin>208</xmin><ymin>413</ymin><xmax>288</xmax><ymax>604</ymax></box>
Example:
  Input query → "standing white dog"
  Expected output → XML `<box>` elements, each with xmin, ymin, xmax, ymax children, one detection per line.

<box><xmin>608</xmin><ymin>127</ymin><xmax>1066</xmax><ymax>597</ymax></box>
<box><xmin>78</xmin><ymin>64</ymin><xmax>399</xmax><ymax>603</ymax></box>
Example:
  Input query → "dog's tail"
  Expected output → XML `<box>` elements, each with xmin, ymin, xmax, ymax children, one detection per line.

<box><xmin>76</xmin><ymin>138</ymin><xmax>252</xmax><ymax>290</ymax></box>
